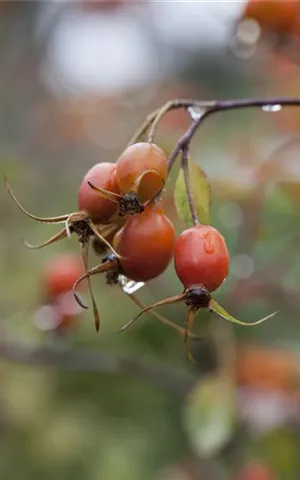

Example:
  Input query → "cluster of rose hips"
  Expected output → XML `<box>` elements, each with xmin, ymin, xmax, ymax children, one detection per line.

<box><xmin>5</xmin><ymin>104</ymin><xmax>277</xmax><ymax>360</ymax></box>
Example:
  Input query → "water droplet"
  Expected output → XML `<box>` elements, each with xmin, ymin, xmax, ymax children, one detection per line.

<box><xmin>261</xmin><ymin>104</ymin><xmax>282</xmax><ymax>112</ymax></box>
<box><xmin>188</xmin><ymin>106</ymin><xmax>205</xmax><ymax>122</ymax></box>
<box><xmin>204</xmin><ymin>241</ymin><xmax>214</xmax><ymax>254</ymax></box>
<box><xmin>119</xmin><ymin>275</ymin><xmax>145</xmax><ymax>294</ymax></box>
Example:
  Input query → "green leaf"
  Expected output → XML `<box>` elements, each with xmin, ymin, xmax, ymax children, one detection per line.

<box><xmin>182</xmin><ymin>374</ymin><xmax>235</xmax><ymax>457</ymax></box>
<box><xmin>174</xmin><ymin>156</ymin><xmax>211</xmax><ymax>226</ymax></box>
<box><xmin>210</xmin><ymin>299</ymin><xmax>278</xmax><ymax>327</ymax></box>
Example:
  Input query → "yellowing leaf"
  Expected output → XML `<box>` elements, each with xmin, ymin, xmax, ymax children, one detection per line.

<box><xmin>210</xmin><ymin>299</ymin><xmax>277</xmax><ymax>327</ymax></box>
<box><xmin>174</xmin><ymin>156</ymin><xmax>211</xmax><ymax>226</ymax></box>
<box><xmin>182</xmin><ymin>374</ymin><xmax>235</xmax><ymax>457</ymax></box>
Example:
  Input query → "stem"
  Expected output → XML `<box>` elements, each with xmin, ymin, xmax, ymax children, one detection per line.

<box><xmin>127</xmin><ymin>107</ymin><xmax>161</xmax><ymax>146</ymax></box>
<box><xmin>128</xmin><ymin>99</ymin><xmax>215</xmax><ymax>146</ymax></box>
<box><xmin>147</xmin><ymin>99</ymin><xmax>209</xmax><ymax>143</ymax></box>
<box><xmin>167</xmin><ymin>97</ymin><xmax>300</xmax><ymax>174</ymax></box>
<box><xmin>167</xmin><ymin>120</ymin><xmax>199</xmax><ymax>173</ymax></box>
<box><xmin>181</xmin><ymin>145</ymin><xmax>199</xmax><ymax>226</ymax></box>
<box><xmin>208</xmin><ymin>97</ymin><xmax>300</xmax><ymax>112</ymax></box>
<box><xmin>179</xmin><ymin>97</ymin><xmax>300</xmax><ymax>153</ymax></box>
<box><xmin>147</xmin><ymin>101</ymin><xmax>175</xmax><ymax>143</ymax></box>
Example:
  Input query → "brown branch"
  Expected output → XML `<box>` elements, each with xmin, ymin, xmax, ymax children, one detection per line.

<box><xmin>167</xmin><ymin>97</ymin><xmax>300</xmax><ymax>173</ymax></box>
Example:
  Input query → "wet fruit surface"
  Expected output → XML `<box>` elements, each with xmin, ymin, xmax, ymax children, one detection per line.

<box><xmin>117</xmin><ymin>203</ymin><xmax>175</xmax><ymax>281</ymax></box>
<box><xmin>115</xmin><ymin>142</ymin><xmax>167</xmax><ymax>202</ymax></box>
<box><xmin>78</xmin><ymin>162</ymin><xmax>120</xmax><ymax>224</ymax></box>
<box><xmin>174</xmin><ymin>225</ymin><xmax>230</xmax><ymax>292</ymax></box>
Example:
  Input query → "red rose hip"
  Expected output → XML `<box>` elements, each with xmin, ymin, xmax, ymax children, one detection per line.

<box><xmin>174</xmin><ymin>225</ymin><xmax>230</xmax><ymax>292</ymax></box>
<box><xmin>117</xmin><ymin>203</ymin><xmax>175</xmax><ymax>282</ymax></box>
<box><xmin>115</xmin><ymin>142</ymin><xmax>167</xmax><ymax>203</ymax></box>
<box><xmin>78</xmin><ymin>162</ymin><xmax>120</xmax><ymax>224</ymax></box>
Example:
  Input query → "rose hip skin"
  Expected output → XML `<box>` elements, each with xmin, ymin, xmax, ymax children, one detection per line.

<box><xmin>115</xmin><ymin>143</ymin><xmax>167</xmax><ymax>203</ymax></box>
<box><xmin>43</xmin><ymin>254</ymin><xmax>84</xmax><ymax>299</ymax></box>
<box><xmin>174</xmin><ymin>225</ymin><xmax>229</xmax><ymax>292</ymax></box>
<box><xmin>78</xmin><ymin>162</ymin><xmax>120</xmax><ymax>224</ymax></box>
<box><xmin>117</xmin><ymin>204</ymin><xmax>175</xmax><ymax>282</ymax></box>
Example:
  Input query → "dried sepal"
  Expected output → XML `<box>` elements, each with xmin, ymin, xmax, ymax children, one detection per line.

<box><xmin>127</xmin><ymin>292</ymin><xmax>202</xmax><ymax>341</ymax></box>
<box><xmin>73</xmin><ymin>256</ymin><xmax>118</xmax><ymax>309</ymax></box>
<box><xmin>87</xmin><ymin>181</ymin><xmax>121</xmax><ymax>203</ymax></box>
<box><xmin>65</xmin><ymin>211</ymin><xmax>89</xmax><ymax>237</ymax></box>
<box><xmin>80</xmin><ymin>243</ymin><xmax>101</xmax><ymax>331</ymax></box>
<box><xmin>88</xmin><ymin>221</ymin><xmax>120</xmax><ymax>258</ymax></box>
<box><xmin>133</xmin><ymin>169</ymin><xmax>165</xmax><ymax>203</ymax></box>
<box><xmin>87</xmin><ymin>181</ymin><xmax>146</xmax><ymax>217</ymax></box>
<box><xmin>5</xmin><ymin>176</ymin><xmax>70</xmax><ymax>224</ymax></box>
<box><xmin>119</xmin><ymin>292</ymin><xmax>186</xmax><ymax>332</ymax></box>
<box><xmin>23</xmin><ymin>227</ymin><xmax>68</xmax><ymax>250</ymax></box>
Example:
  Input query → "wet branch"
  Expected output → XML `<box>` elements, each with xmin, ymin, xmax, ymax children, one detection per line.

<box><xmin>167</xmin><ymin>97</ymin><xmax>300</xmax><ymax>172</ymax></box>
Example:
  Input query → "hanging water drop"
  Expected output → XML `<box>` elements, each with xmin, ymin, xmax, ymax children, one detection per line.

<box><xmin>119</xmin><ymin>275</ymin><xmax>145</xmax><ymax>294</ymax></box>
<box><xmin>261</xmin><ymin>104</ymin><xmax>282</xmax><ymax>112</ymax></box>
<box><xmin>188</xmin><ymin>106</ymin><xmax>205</xmax><ymax>122</ymax></box>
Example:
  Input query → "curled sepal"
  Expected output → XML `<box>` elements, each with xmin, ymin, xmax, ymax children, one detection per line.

<box><xmin>133</xmin><ymin>169</ymin><xmax>165</xmax><ymax>203</ymax></box>
<box><xmin>73</xmin><ymin>257</ymin><xmax>118</xmax><ymax>311</ymax></box>
<box><xmin>119</xmin><ymin>292</ymin><xmax>186</xmax><ymax>332</ymax></box>
<box><xmin>65</xmin><ymin>211</ymin><xmax>89</xmax><ymax>237</ymax></box>
<box><xmin>87</xmin><ymin>181</ymin><xmax>122</xmax><ymax>203</ymax></box>
<box><xmin>23</xmin><ymin>227</ymin><xmax>68</xmax><ymax>249</ymax></box>
<box><xmin>4</xmin><ymin>176</ymin><xmax>70</xmax><ymax>224</ymax></box>
<box><xmin>174</xmin><ymin>156</ymin><xmax>211</xmax><ymax>227</ymax></box>
<box><xmin>127</xmin><ymin>292</ymin><xmax>202</xmax><ymax>341</ymax></box>
<box><xmin>88</xmin><ymin>181</ymin><xmax>145</xmax><ymax>217</ymax></box>
<box><xmin>210</xmin><ymin>299</ymin><xmax>278</xmax><ymax>326</ymax></box>
<box><xmin>80</xmin><ymin>243</ymin><xmax>103</xmax><ymax>332</ymax></box>
<box><xmin>88</xmin><ymin>222</ymin><xmax>120</xmax><ymax>258</ymax></box>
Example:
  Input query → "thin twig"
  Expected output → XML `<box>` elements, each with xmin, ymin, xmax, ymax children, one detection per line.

<box><xmin>167</xmin><ymin>120</ymin><xmax>200</xmax><ymax>173</ymax></box>
<box><xmin>181</xmin><ymin>145</ymin><xmax>199</xmax><ymax>226</ymax></box>
<box><xmin>132</xmin><ymin>97</ymin><xmax>297</xmax><ymax>174</ymax></box>
<box><xmin>183</xmin><ymin>97</ymin><xmax>300</xmax><ymax>149</ymax></box>
<box><xmin>128</xmin><ymin>99</ymin><xmax>214</xmax><ymax>146</ymax></box>
<box><xmin>147</xmin><ymin>99</ymin><xmax>204</xmax><ymax>143</ymax></box>
<box><xmin>167</xmin><ymin>97</ymin><xmax>300</xmax><ymax>174</ymax></box>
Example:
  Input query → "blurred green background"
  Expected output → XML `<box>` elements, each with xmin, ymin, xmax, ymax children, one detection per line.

<box><xmin>0</xmin><ymin>2</ymin><xmax>300</xmax><ymax>479</ymax></box>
